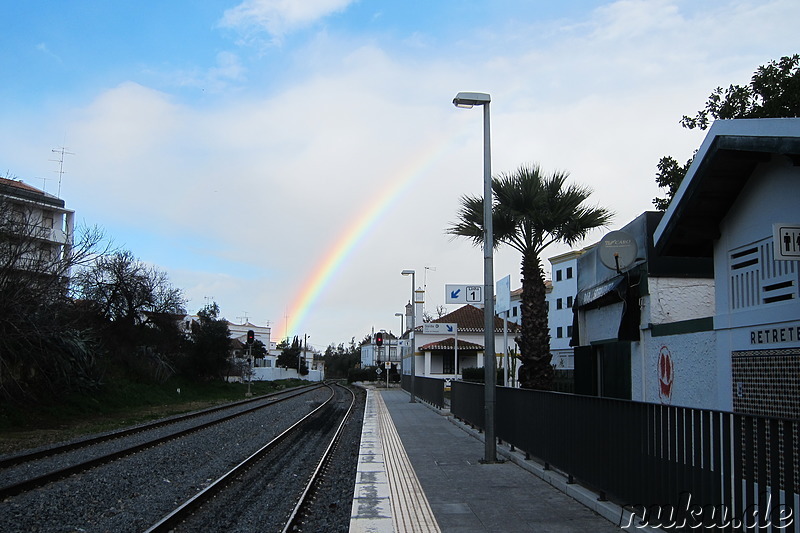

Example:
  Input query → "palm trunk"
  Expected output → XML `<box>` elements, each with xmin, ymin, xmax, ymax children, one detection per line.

<box><xmin>517</xmin><ymin>251</ymin><xmax>553</xmax><ymax>390</ymax></box>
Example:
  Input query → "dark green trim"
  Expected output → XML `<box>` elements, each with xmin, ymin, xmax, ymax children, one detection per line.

<box><xmin>650</xmin><ymin>317</ymin><xmax>714</xmax><ymax>337</ymax></box>
<box><xmin>589</xmin><ymin>338</ymin><xmax>620</xmax><ymax>346</ymax></box>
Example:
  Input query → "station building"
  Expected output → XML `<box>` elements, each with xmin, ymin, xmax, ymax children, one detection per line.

<box><xmin>574</xmin><ymin>118</ymin><xmax>800</xmax><ymax>417</ymax></box>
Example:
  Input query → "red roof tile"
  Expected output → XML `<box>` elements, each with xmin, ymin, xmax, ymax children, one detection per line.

<box><xmin>425</xmin><ymin>304</ymin><xmax>515</xmax><ymax>334</ymax></box>
<box><xmin>0</xmin><ymin>177</ymin><xmax>45</xmax><ymax>194</ymax></box>
<box><xmin>418</xmin><ymin>337</ymin><xmax>484</xmax><ymax>350</ymax></box>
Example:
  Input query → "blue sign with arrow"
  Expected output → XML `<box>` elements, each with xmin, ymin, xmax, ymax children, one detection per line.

<box><xmin>446</xmin><ymin>284</ymin><xmax>482</xmax><ymax>304</ymax></box>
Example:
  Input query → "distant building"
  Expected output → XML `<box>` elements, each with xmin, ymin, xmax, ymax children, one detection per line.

<box><xmin>548</xmin><ymin>249</ymin><xmax>589</xmax><ymax>369</ymax></box>
<box><xmin>360</xmin><ymin>331</ymin><xmax>399</xmax><ymax>368</ymax></box>
<box><xmin>227</xmin><ymin>320</ymin><xmax>271</xmax><ymax>350</ymax></box>
<box><xmin>406</xmin><ymin>304</ymin><xmax>519</xmax><ymax>384</ymax></box>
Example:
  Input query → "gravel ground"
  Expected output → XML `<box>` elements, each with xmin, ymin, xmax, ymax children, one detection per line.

<box><xmin>173</xmin><ymin>385</ymin><xmax>365</xmax><ymax>532</ymax></box>
<box><xmin>295</xmin><ymin>386</ymin><xmax>366</xmax><ymax>532</ymax></box>
<box><xmin>0</xmin><ymin>385</ymin><xmax>360</xmax><ymax>533</ymax></box>
<box><xmin>0</xmin><ymin>388</ymin><xmax>319</xmax><ymax>486</ymax></box>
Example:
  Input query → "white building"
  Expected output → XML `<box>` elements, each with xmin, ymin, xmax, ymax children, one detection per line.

<box><xmin>227</xmin><ymin>320</ymin><xmax>270</xmax><ymax>350</ymax></box>
<box><xmin>573</xmin><ymin>211</ymin><xmax>715</xmax><ymax>403</ymax></box>
<box><xmin>573</xmin><ymin>118</ymin><xmax>800</xmax><ymax>416</ymax></box>
<box><xmin>405</xmin><ymin>304</ymin><xmax>519</xmax><ymax>384</ymax></box>
<box><xmin>653</xmin><ymin>118</ymin><xmax>800</xmax><ymax>417</ymax></box>
<box><xmin>0</xmin><ymin>177</ymin><xmax>75</xmax><ymax>276</ymax></box>
<box><xmin>504</xmin><ymin>250</ymin><xmax>586</xmax><ymax>370</ymax></box>
<box><xmin>548</xmin><ymin>249</ymin><xmax>589</xmax><ymax>369</ymax></box>
<box><xmin>360</xmin><ymin>331</ymin><xmax>400</xmax><ymax>368</ymax></box>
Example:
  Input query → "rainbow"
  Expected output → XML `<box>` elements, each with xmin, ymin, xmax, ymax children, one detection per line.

<box><xmin>280</xmin><ymin>138</ymin><xmax>451</xmax><ymax>340</ymax></box>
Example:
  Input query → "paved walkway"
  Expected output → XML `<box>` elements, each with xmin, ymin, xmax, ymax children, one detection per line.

<box><xmin>351</xmin><ymin>386</ymin><xmax>627</xmax><ymax>532</ymax></box>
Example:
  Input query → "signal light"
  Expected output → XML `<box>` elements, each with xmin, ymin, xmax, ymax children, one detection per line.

<box><xmin>375</xmin><ymin>332</ymin><xmax>384</xmax><ymax>346</ymax></box>
<box><xmin>247</xmin><ymin>330</ymin><xmax>255</xmax><ymax>345</ymax></box>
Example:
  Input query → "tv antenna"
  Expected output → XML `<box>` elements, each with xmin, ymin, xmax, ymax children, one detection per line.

<box><xmin>50</xmin><ymin>146</ymin><xmax>74</xmax><ymax>198</ymax></box>
<box><xmin>35</xmin><ymin>176</ymin><xmax>54</xmax><ymax>194</ymax></box>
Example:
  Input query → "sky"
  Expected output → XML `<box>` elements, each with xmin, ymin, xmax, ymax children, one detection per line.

<box><xmin>1</xmin><ymin>0</ymin><xmax>798</xmax><ymax>351</ymax></box>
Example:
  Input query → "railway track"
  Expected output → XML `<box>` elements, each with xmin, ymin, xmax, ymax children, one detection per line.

<box><xmin>0</xmin><ymin>383</ymin><xmax>324</xmax><ymax>499</ymax></box>
<box><xmin>145</xmin><ymin>382</ymin><xmax>356</xmax><ymax>532</ymax></box>
<box><xmin>0</xmin><ymin>383</ymin><xmax>361</xmax><ymax>533</ymax></box>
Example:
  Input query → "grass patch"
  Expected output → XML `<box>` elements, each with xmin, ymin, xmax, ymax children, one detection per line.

<box><xmin>0</xmin><ymin>378</ymin><xmax>309</xmax><ymax>454</ymax></box>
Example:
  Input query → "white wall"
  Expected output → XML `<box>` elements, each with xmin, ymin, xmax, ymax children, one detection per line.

<box><xmin>645</xmin><ymin>278</ymin><xmax>714</xmax><ymax>324</ymax></box>
<box><xmin>251</xmin><ymin>367</ymin><xmax>324</xmax><ymax>382</ymax></box>
<box><xmin>630</xmin><ymin>331</ymin><xmax>717</xmax><ymax>408</ymax></box>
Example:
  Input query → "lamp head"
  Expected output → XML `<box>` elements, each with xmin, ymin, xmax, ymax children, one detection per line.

<box><xmin>401</xmin><ymin>269</ymin><xmax>414</xmax><ymax>276</ymax></box>
<box><xmin>453</xmin><ymin>91</ymin><xmax>491</xmax><ymax>108</ymax></box>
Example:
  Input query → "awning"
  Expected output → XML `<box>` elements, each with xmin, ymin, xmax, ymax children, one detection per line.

<box><xmin>575</xmin><ymin>276</ymin><xmax>625</xmax><ymax>309</ymax></box>
<box><xmin>574</xmin><ymin>274</ymin><xmax>641</xmax><ymax>342</ymax></box>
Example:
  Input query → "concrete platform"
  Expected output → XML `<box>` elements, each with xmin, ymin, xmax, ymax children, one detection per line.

<box><xmin>350</xmin><ymin>387</ymin><xmax>628</xmax><ymax>532</ymax></box>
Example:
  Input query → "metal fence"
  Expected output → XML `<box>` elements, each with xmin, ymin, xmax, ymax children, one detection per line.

<box><xmin>451</xmin><ymin>381</ymin><xmax>799</xmax><ymax>531</ymax></box>
<box><xmin>401</xmin><ymin>374</ymin><xmax>445</xmax><ymax>410</ymax></box>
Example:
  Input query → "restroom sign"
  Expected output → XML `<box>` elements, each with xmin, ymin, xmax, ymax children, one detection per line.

<box><xmin>773</xmin><ymin>223</ymin><xmax>800</xmax><ymax>260</ymax></box>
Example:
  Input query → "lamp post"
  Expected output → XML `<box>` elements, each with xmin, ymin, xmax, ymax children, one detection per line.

<box><xmin>395</xmin><ymin>312</ymin><xmax>404</xmax><ymax>372</ymax></box>
<box><xmin>453</xmin><ymin>91</ymin><xmax>496</xmax><ymax>463</ymax></box>
<box><xmin>301</xmin><ymin>334</ymin><xmax>310</xmax><ymax>377</ymax></box>
<box><xmin>401</xmin><ymin>269</ymin><xmax>416</xmax><ymax>403</ymax></box>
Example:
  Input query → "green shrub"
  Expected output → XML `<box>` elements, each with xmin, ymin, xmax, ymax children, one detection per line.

<box><xmin>461</xmin><ymin>367</ymin><xmax>504</xmax><ymax>383</ymax></box>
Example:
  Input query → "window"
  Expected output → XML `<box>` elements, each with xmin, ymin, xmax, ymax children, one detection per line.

<box><xmin>512</xmin><ymin>306</ymin><xmax>518</xmax><ymax>317</ymax></box>
<box><xmin>556</xmin><ymin>327</ymin><xmax>563</xmax><ymax>338</ymax></box>
<box><xmin>567</xmin><ymin>296</ymin><xmax>573</xmax><ymax>308</ymax></box>
<box><xmin>566</xmin><ymin>267</ymin><xmax>573</xmax><ymax>279</ymax></box>
<box><xmin>556</xmin><ymin>269</ymin><xmax>562</xmax><ymax>281</ymax></box>
<box><xmin>567</xmin><ymin>325</ymin><xmax>573</xmax><ymax>337</ymax></box>
<box><xmin>442</xmin><ymin>357</ymin><xmax>455</xmax><ymax>374</ymax></box>
<box><xmin>556</xmin><ymin>298</ymin><xmax>563</xmax><ymax>310</ymax></box>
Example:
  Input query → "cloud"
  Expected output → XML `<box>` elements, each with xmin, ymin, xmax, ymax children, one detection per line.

<box><xmin>36</xmin><ymin>42</ymin><xmax>63</xmax><ymax>64</ymax></box>
<box><xmin>7</xmin><ymin>0</ymin><xmax>798</xmax><ymax>348</ymax></box>
<box><xmin>220</xmin><ymin>0</ymin><xmax>357</xmax><ymax>44</ymax></box>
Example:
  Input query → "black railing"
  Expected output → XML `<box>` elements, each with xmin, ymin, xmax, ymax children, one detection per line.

<box><xmin>451</xmin><ymin>382</ymin><xmax>799</xmax><ymax>531</ymax></box>
<box><xmin>401</xmin><ymin>374</ymin><xmax>445</xmax><ymax>410</ymax></box>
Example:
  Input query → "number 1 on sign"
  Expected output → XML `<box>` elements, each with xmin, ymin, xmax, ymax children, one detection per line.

<box><xmin>466</xmin><ymin>286</ymin><xmax>482</xmax><ymax>303</ymax></box>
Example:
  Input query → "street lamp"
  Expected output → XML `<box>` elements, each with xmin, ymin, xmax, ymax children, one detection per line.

<box><xmin>395</xmin><ymin>312</ymin><xmax>404</xmax><ymax>369</ymax></box>
<box><xmin>401</xmin><ymin>269</ymin><xmax>416</xmax><ymax>403</ymax></box>
<box><xmin>453</xmin><ymin>91</ymin><xmax>496</xmax><ymax>463</ymax></box>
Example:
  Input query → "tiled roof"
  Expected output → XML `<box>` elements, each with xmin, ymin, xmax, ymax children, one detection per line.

<box><xmin>425</xmin><ymin>304</ymin><xmax>514</xmax><ymax>334</ymax></box>
<box><xmin>0</xmin><ymin>177</ymin><xmax>45</xmax><ymax>194</ymax></box>
<box><xmin>418</xmin><ymin>337</ymin><xmax>484</xmax><ymax>350</ymax></box>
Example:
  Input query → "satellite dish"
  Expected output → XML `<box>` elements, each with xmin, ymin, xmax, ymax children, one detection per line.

<box><xmin>598</xmin><ymin>231</ymin><xmax>638</xmax><ymax>273</ymax></box>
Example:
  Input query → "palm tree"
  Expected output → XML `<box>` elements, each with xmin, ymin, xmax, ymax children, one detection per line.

<box><xmin>447</xmin><ymin>163</ymin><xmax>612</xmax><ymax>390</ymax></box>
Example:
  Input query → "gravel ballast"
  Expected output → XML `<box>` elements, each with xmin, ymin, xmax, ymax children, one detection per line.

<box><xmin>0</xmin><ymin>385</ymin><xmax>366</xmax><ymax>533</ymax></box>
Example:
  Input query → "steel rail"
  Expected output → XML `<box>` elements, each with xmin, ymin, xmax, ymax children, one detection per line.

<box><xmin>282</xmin><ymin>384</ymin><xmax>356</xmax><ymax>533</ymax></box>
<box><xmin>0</xmin><ymin>382</ymin><xmax>322</xmax><ymax>469</ymax></box>
<box><xmin>0</xmin><ymin>384</ymin><xmax>326</xmax><ymax>498</ymax></box>
<box><xmin>144</xmin><ymin>383</ymin><xmax>340</xmax><ymax>533</ymax></box>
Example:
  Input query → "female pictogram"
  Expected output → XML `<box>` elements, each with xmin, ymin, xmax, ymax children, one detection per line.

<box><xmin>658</xmin><ymin>345</ymin><xmax>674</xmax><ymax>402</ymax></box>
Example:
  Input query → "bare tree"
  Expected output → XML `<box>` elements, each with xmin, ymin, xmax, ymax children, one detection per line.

<box><xmin>0</xmin><ymin>197</ymin><xmax>107</xmax><ymax>400</ymax></box>
<box><xmin>72</xmin><ymin>250</ymin><xmax>185</xmax><ymax>327</ymax></box>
